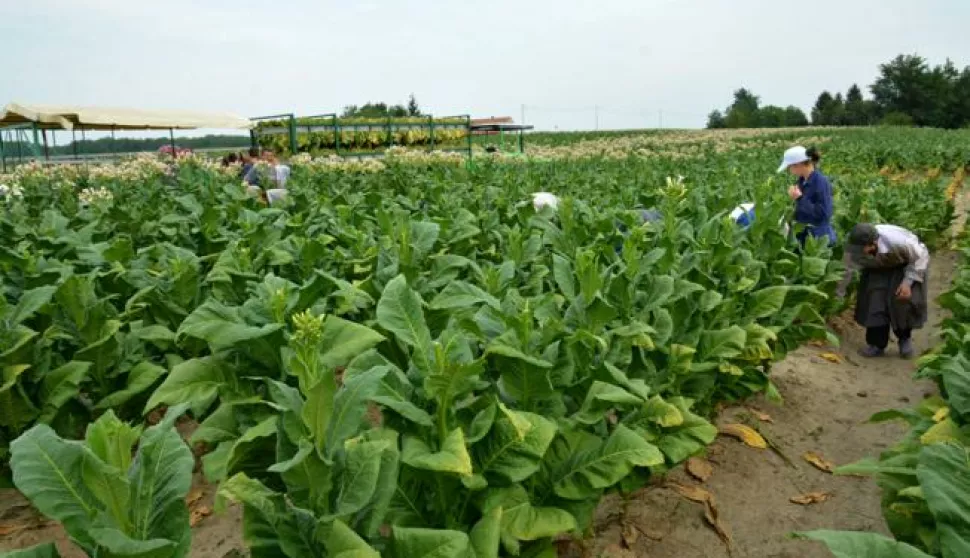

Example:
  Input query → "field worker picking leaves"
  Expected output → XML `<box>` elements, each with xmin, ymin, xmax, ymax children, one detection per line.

<box><xmin>837</xmin><ymin>223</ymin><xmax>930</xmax><ymax>358</ymax></box>
<box><xmin>779</xmin><ymin>145</ymin><xmax>836</xmax><ymax>246</ymax></box>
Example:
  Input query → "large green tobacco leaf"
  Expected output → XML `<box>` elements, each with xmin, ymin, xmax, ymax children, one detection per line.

<box><xmin>177</xmin><ymin>298</ymin><xmax>283</xmax><ymax>349</ymax></box>
<box><xmin>331</xmin><ymin>439</ymin><xmax>388</xmax><ymax>518</ymax></box>
<box><xmin>38</xmin><ymin>361</ymin><xmax>91</xmax><ymax>423</ymax></box>
<box><xmin>316</xmin><ymin>519</ymin><xmax>380</xmax><ymax>557</ymax></box>
<box><xmin>391</xmin><ymin>526</ymin><xmax>471</xmax><ymax>558</ymax></box>
<box><xmin>318</xmin><ymin>316</ymin><xmax>386</xmax><ymax>369</ymax></box>
<box><xmin>474</xmin><ymin>407</ymin><xmax>557</xmax><ymax>483</ymax></box>
<box><xmin>376</xmin><ymin>275</ymin><xmax>433</xmax><ymax>373</ymax></box>
<box><xmin>10</xmin><ymin>425</ymin><xmax>102</xmax><ymax>551</ymax></box>
<box><xmin>918</xmin><ymin>443</ymin><xmax>970</xmax><ymax>558</ymax></box>
<box><xmin>698</xmin><ymin>326</ymin><xmax>747</xmax><ymax>361</ymax></box>
<box><xmin>746</xmin><ymin>286</ymin><xmax>790</xmax><ymax>319</ymax></box>
<box><xmin>10</xmin><ymin>406</ymin><xmax>192</xmax><ymax>557</ymax></box>
<box><xmin>546</xmin><ymin>424</ymin><xmax>663</xmax><ymax>500</ymax></box>
<box><xmin>144</xmin><ymin>357</ymin><xmax>223</xmax><ymax>416</ymax></box>
<box><xmin>402</xmin><ymin>428</ymin><xmax>473</xmax><ymax>476</ymax></box>
<box><xmin>127</xmin><ymin>406</ymin><xmax>194</xmax><ymax>556</ymax></box>
<box><xmin>480</xmin><ymin>485</ymin><xmax>577</xmax><ymax>555</ymax></box>
<box><xmin>203</xmin><ymin>416</ymin><xmax>277</xmax><ymax>482</ymax></box>
<box><xmin>7</xmin><ymin>285</ymin><xmax>57</xmax><ymax>325</ymax></box>
<box><xmin>326</xmin><ymin>367</ymin><xmax>387</xmax><ymax>458</ymax></box>
<box><xmin>469</xmin><ymin>506</ymin><xmax>503</xmax><ymax>558</ymax></box>
<box><xmin>794</xmin><ymin>530</ymin><xmax>933</xmax><ymax>558</ymax></box>
<box><xmin>95</xmin><ymin>361</ymin><xmax>167</xmax><ymax>410</ymax></box>
<box><xmin>429</xmin><ymin>281</ymin><xmax>501</xmax><ymax>311</ymax></box>
<box><xmin>219</xmin><ymin>474</ymin><xmax>315</xmax><ymax>558</ymax></box>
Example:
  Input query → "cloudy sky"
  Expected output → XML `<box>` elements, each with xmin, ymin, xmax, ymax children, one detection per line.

<box><xmin>2</xmin><ymin>0</ymin><xmax>968</xmax><ymax>133</ymax></box>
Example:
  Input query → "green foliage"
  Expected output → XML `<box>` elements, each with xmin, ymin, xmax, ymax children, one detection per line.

<box><xmin>6</xmin><ymin>406</ymin><xmax>192</xmax><ymax>558</ymax></box>
<box><xmin>0</xmin><ymin>128</ymin><xmax>961</xmax><ymax>555</ymax></box>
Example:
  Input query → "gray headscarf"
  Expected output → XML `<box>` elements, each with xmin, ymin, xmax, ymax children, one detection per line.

<box><xmin>848</xmin><ymin>223</ymin><xmax>878</xmax><ymax>247</ymax></box>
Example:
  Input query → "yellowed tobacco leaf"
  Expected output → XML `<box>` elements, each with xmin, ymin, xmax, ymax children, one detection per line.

<box><xmin>189</xmin><ymin>504</ymin><xmax>212</xmax><ymax>527</ymax></box>
<box><xmin>718</xmin><ymin>423</ymin><xmax>767</xmax><ymax>449</ymax></box>
<box><xmin>790</xmin><ymin>491</ymin><xmax>832</xmax><ymax>505</ymax></box>
<box><xmin>803</xmin><ymin>451</ymin><xmax>836</xmax><ymax>473</ymax></box>
<box><xmin>666</xmin><ymin>482</ymin><xmax>713</xmax><ymax>503</ymax></box>
<box><xmin>932</xmin><ymin>407</ymin><xmax>950</xmax><ymax>423</ymax></box>
<box><xmin>819</xmin><ymin>352</ymin><xmax>843</xmax><ymax>364</ymax></box>
<box><xmin>686</xmin><ymin>457</ymin><xmax>714</xmax><ymax>482</ymax></box>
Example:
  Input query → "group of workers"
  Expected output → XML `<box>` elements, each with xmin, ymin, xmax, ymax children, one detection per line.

<box><xmin>531</xmin><ymin>145</ymin><xmax>930</xmax><ymax>359</ymax></box>
<box><xmin>223</xmin><ymin>148</ymin><xmax>291</xmax><ymax>205</ymax></box>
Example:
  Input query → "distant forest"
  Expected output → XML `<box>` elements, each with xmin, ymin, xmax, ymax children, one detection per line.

<box><xmin>1</xmin><ymin>134</ymin><xmax>251</xmax><ymax>157</ymax></box>
<box><xmin>708</xmin><ymin>54</ymin><xmax>970</xmax><ymax>129</ymax></box>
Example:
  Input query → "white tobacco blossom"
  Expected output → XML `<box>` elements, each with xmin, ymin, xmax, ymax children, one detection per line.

<box><xmin>78</xmin><ymin>187</ymin><xmax>114</xmax><ymax>206</ymax></box>
<box><xmin>0</xmin><ymin>182</ymin><xmax>24</xmax><ymax>200</ymax></box>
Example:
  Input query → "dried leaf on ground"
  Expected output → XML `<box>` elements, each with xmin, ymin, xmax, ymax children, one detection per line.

<box><xmin>185</xmin><ymin>487</ymin><xmax>206</xmax><ymax>506</ymax></box>
<box><xmin>819</xmin><ymin>352</ymin><xmax>843</xmax><ymax>364</ymax></box>
<box><xmin>790</xmin><ymin>491</ymin><xmax>833</xmax><ymax>505</ymax></box>
<box><xmin>718</xmin><ymin>423</ymin><xmax>767</xmax><ymax>449</ymax></box>
<box><xmin>747</xmin><ymin>407</ymin><xmax>774</xmax><ymax>423</ymax></box>
<box><xmin>189</xmin><ymin>504</ymin><xmax>212</xmax><ymax>527</ymax></box>
<box><xmin>808</xmin><ymin>340</ymin><xmax>827</xmax><ymax>347</ymax></box>
<box><xmin>0</xmin><ymin>517</ymin><xmax>52</xmax><ymax>536</ymax></box>
<box><xmin>666</xmin><ymin>482</ymin><xmax>714</xmax><ymax>503</ymax></box>
<box><xmin>803</xmin><ymin>451</ymin><xmax>836</xmax><ymax>473</ymax></box>
<box><xmin>686</xmin><ymin>457</ymin><xmax>714</xmax><ymax>482</ymax></box>
<box><xmin>621</xmin><ymin>523</ymin><xmax>639</xmax><ymax>547</ymax></box>
<box><xmin>703</xmin><ymin>500</ymin><xmax>733</xmax><ymax>547</ymax></box>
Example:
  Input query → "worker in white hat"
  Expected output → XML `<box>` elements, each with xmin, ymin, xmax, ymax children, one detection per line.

<box><xmin>777</xmin><ymin>145</ymin><xmax>835</xmax><ymax>246</ymax></box>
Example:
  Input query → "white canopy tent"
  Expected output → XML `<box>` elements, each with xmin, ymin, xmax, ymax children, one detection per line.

<box><xmin>0</xmin><ymin>102</ymin><xmax>254</xmax><ymax>169</ymax></box>
<box><xmin>0</xmin><ymin>102</ymin><xmax>253</xmax><ymax>131</ymax></box>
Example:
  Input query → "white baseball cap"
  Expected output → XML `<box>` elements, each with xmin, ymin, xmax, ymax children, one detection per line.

<box><xmin>532</xmin><ymin>192</ymin><xmax>560</xmax><ymax>211</ymax></box>
<box><xmin>777</xmin><ymin>146</ymin><xmax>810</xmax><ymax>173</ymax></box>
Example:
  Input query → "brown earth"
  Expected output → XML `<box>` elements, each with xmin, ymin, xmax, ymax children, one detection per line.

<box><xmin>2</xmin><ymin>188</ymin><xmax>966</xmax><ymax>558</ymax></box>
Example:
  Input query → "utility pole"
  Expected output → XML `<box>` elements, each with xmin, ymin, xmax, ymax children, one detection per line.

<box><xmin>594</xmin><ymin>105</ymin><xmax>599</xmax><ymax>131</ymax></box>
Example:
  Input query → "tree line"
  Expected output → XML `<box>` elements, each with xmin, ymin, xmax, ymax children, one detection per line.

<box><xmin>707</xmin><ymin>54</ymin><xmax>970</xmax><ymax>129</ymax></box>
<box><xmin>1</xmin><ymin>134</ymin><xmax>250</xmax><ymax>157</ymax></box>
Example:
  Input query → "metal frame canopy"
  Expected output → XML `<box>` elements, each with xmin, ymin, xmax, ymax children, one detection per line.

<box><xmin>0</xmin><ymin>102</ymin><xmax>253</xmax><ymax>171</ymax></box>
<box><xmin>0</xmin><ymin>102</ymin><xmax>253</xmax><ymax>131</ymax></box>
<box><xmin>469</xmin><ymin>123</ymin><xmax>534</xmax><ymax>153</ymax></box>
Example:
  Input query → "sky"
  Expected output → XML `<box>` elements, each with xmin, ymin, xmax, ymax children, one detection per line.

<box><xmin>1</xmin><ymin>0</ymin><xmax>969</xmax><ymax>135</ymax></box>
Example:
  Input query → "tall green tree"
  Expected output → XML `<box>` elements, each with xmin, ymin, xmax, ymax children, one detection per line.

<box><xmin>706</xmin><ymin>110</ymin><xmax>727</xmax><ymax>129</ymax></box>
<box><xmin>724</xmin><ymin>88</ymin><xmax>761</xmax><ymax>128</ymax></box>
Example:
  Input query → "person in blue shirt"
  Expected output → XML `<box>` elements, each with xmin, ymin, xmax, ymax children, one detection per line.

<box><xmin>778</xmin><ymin>146</ymin><xmax>836</xmax><ymax>246</ymax></box>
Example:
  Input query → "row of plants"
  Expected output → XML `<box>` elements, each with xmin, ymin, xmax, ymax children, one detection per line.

<box><xmin>798</xmin><ymin>226</ymin><xmax>970</xmax><ymax>558</ymax></box>
<box><xmin>0</xmin><ymin>131</ymin><xmax>959</xmax><ymax>557</ymax></box>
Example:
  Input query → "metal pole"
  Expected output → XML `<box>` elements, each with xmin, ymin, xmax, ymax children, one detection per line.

<box><xmin>17</xmin><ymin>130</ymin><xmax>23</xmax><ymax>162</ymax></box>
<box><xmin>42</xmin><ymin>130</ymin><xmax>50</xmax><ymax>161</ymax></box>
<box><xmin>169</xmin><ymin>128</ymin><xmax>177</xmax><ymax>160</ymax></box>
<box><xmin>0</xmin><ymin>131</ymin><xmax>5</xmax><ymax>172</ymax></box>
<box><xmin>72</xmin><ymin>129</ymin><xmax>78</xmax><ymax>160</ymax></box>
<box><xmin>80</xmin><ymin>126</ymin><xmax>87</xmax><ymax>163</ymax></box>
<box><xmin>519</xmin><ymin>129</ymin><xmax>524</xmax><ymax>154</ymax></box>
<box><xmin>333</xmin><ymin>114</ymin><xmax>340</xmax><ymax>156</ymax></box>
<box><xmin>287</xmin><ymin>115</ymin><xmax>297</xmax><ymax>154</ymax></box>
